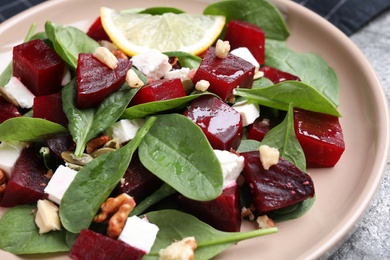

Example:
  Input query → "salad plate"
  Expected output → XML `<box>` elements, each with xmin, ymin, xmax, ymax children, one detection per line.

<box><xmin>0</xmin><ymin>0</ymin><xmax>389</xmax><ymax>259</ymax></box>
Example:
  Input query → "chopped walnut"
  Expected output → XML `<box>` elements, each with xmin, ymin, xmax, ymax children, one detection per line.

<box><xmin>256</xmin><ymin>215</ymin><xmax>275</xmax><ymax>229</ymax></box>
<box><xmin>195</xmin><ymin>80</ymin><xmax>210</xmax><ymax>92</ymax></box>
<box><xmin>94</xmin><ymin>193</ymin><xmax>136</xmax><ymax>239</ymax></box>
<box><xmin>86</xmin><ymin>135</ymin><xmax>112</xmax><ymax>154</ymax></box>
<box><xmin>0</xmin><ymin>169</ymin><xmax>6</xmax><ymax>199</ymax></box>
<box><xmin>241</xmin><ymin>207</ymin><xmax>255</xmax><ymax>221</ymax></box>
<box><xmin>159</xmin><ymin>237</ymin><xmax>197</xmax><ymax>260</ymax></box>
<box><xmin>111</xmin><ymin>49</ymin><xmax>129</xmax><ymax>60</ymax></box>
<box><xmin>215</xmin><ymin>39</ymin><xmax>230</xmax><ymax>59</ymax></box>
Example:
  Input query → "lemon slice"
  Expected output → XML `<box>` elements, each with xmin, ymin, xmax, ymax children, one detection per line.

<box><xmin>100</xmin><ymin>7</ymin><xmax>226</xmax><ymax>56</ymax></box>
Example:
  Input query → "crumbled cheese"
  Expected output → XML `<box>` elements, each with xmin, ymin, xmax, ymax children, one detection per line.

<box><xmin>230</xmin><ymin>47</ymin><xmax>260</xmax><ymax>76</ymax></box>
<box><xmin>93</xmin><ymin>46</ymin><xmax>118</xmax><ymax>69</ymax></box>
<box><xmin>232</xmin><ymin>102</ymin><xmax>260</xmax><ymax>126</ymax></box>
<box><xmin>44</xmin><ymin>165</ymin><xmax>77</xmax><ymax>205</ymax></box>
<box><xmin>34</xmin><ymin>199</ymin><xmax>61</xmax><ymax>234</ymax></box>
<box><xmin>131</xmin><ymin>49</ymin><xmax>172</xmax><ymax>80</ymax></box>
<box><xmin>126</xmin><ymin>69</ymin><xmax>145</xmax><ymax>88</ymax></box>
<box><xmin>259</xmin><ymin>145</ymin><xmax>280</xmax><ymax>170</ymax></box>
<box><xmin>159</xmin><ymin>237</ymin><xmax>197</xmax><ymax>260</ymax></box>
<box><xmin>3</xmin><ymin>77</ymin><xmax>35</xmax><ymax>108</ymax></box>
<box><xmin>0</xmin><ymin>141</ymin><xmax>28</xmax><ymax>179</ymax></box>
<box><xmin>164</xmin><ymin>67</ymin><xmax>191</xmax><ymax>81</ymax></box>
<box><xmin>215</xmin><ymin>39</ymin><xmax>230</xmax><ymax>59</ymax></box>
<box><xmin>195</xmin><ymin>80</ymin><xmax>210</xmax><ymax>92</ymax></box>
<box><xmin>213</xmin><ymin>150</ymin><xmax>245</xmax><ymax>189</ymax></box>
<box><xmin>106</xmin><ymin>119</ymin><xmax>145</xmax><ymax>144</ymax></box>
<box><xmin>118</xmin><ymin>216</ymin><xmax>159</xmax><ymax>254</ymax></box>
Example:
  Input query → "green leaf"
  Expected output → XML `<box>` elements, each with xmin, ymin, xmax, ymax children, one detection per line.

<box><xmin>203</xmin><ymin>0</ymin><xmax>289</xmax><ymax>40</ymax></box>
<box><xmin>138</xmin><ymin>7</ymin><xmax>185</xmax><ymax>15</ymax></box>
<box><xmin>262</xmin><ymin>103</ymin><xmax>306</xmax><ymax>171</ymax></box>
<box><xmin>0</xmin><ymin>117</ymin><xmax>68</xmax><ymax>142</ymax></box>
<box><xmin>45</xmin><ymin>21</ymin><xmax>99</xmax><ymax>69</ymax></box>
<box><xmin>269</xmin><ymin>196</ymin><xmax>316</xmax><ymax>222</ymax></box>
<box><xmin>265</xmin><ymin>39</ymin><xmax>340</xmax><ymax>107</ymax></box>
<box><xmin>0</xmin><ymin>204</ymin><xmax>69</xmax><ymax>254</ymax></box>
<box><xmin>138</xmin><ymin>114</ymin><xmax>223</xmax><ymax>201</ymax></box>
<box><xmin>144</xmin><ymin>209</ymin><xmax>278</xmax><ymax>259</ymax></box>
<box><xmin>237</xmin><ymin>139</ymin><xmax>262</xmax><ymax>153</ymax></box>
<box><xmin>234</xmin><ymin>81</ymin><xmax>340</xmax><ymax>117</ymax></box>
<box><xmin>59</xmin><ymin>117</ymin><xmax>156</xmax><ymax>233</ymax></box>
<box><xmin>164</xmin><ymin>51</ymin><xmax>201</xmax><ymax>69</ymax></box>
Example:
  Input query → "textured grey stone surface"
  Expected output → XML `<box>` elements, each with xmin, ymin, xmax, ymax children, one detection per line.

<box><xmin>329</xmin><ymin>10</ymin><xmax>390</xmax><ymax>260</ymax></box>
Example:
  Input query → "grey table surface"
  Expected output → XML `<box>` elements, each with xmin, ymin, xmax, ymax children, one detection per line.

<box><xmin>329</xmin><ymin>11</ymin><xmax>390</xmax><ymax>260</ymax></box>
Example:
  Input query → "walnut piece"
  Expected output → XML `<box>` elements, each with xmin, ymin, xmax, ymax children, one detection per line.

<box><xmin>256</xmin><ymin>215</ymin><xmax>275</xmax><ymax>229</ymax></box>
<box><xmin>159</xmin><ymin>237</ymin><xmax>197</xmax><ymax>260</ymax></box>
<box><xmin>86</xmin><ymin>135</ymin><xmax>112</xmax><ymax>154</ymax></box>
<box><xmin>0</xmin><ymin>169</ymin><xmax>6</xmax><ymax>199</ymax></box>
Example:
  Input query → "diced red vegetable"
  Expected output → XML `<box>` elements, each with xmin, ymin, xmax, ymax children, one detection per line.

<box><xmin>192</xmin><ymin>47</ymin><xmax>255</xmax><ymax>100</ymax></box>
<box><xmin>12</xmin><ymin>39</ymin><xmax>65</xmax><ymax>96</ymax></box>
<box><xmin>224</xmin><ymin>20</ymin><xmax>265</xmax><ymax>65</ymax></box>
<box><xmin>0</xmin><ymin>147</ymin><xmax>49</xmax><ymax>207</ymax></box>
<box><xmin>293</xmin><ymin>108</ymin><xmax>345</xmax><ymax>167</ymax></box>
<box><xmin>247</xmin><ymin>107</ymin><xmax>283</xmax><ymax>141</ymax></box>
<box><xmin>33</xmin><ymin>92</ymin><xmax>68</xmax><ymax>127</ymax></box>
<box><xmin>0</xmin><ymin>96</ymin><xmax>21</xmax><ymax>124</ymax></box>
<box><xmin>46</xmin><ymin>135</ymin><xmax>74</xmax><ymax>160</ymax></box>
<box><xmin>260</xmin><ymin>66</ymin><xmax>301</xmax><ymax>84</ymax></box>
<box><xmin>69</xmin><ymin>229</ymin><xmax>146</xmax><ymax>260</ymax></box>
<box><xmin>76</xmin><ymin>53</ymin><xmax>132</xmax><ymax>108</ymax></box>
<box><xmin>177</xmin><ymin>184</ymin><xmax>241</xmax><ymax>232</ymax></box>
<box><xmin>87</xmin><ymin>17</ymin><xmax>111</xmax><ymax>42</ymax></box>
<box><xmin>241</xmin><ymin>151</ymin><xmax>315</xmax><ymax>215</ymax></box>
<box><xmin>129</xmin><ymin>78</ymin><xmax>186</xmax><ymax>106</ymax></box>
<box><xmin>183</xmin><ymin>95</ymin><xmax>243</xmax><ymax>151</ymax></box>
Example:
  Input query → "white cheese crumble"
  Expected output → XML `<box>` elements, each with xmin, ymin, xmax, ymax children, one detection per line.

<box><xmin>232</xmin><ymin>102</ymin><xmax>260</xmax><ymax>126</ymax></box>
<box><xmin>34</xmin><ymin>199</ymin><xmax>61</xmax><ymax>234</ymax></box>
<box><xmin>131</xmin><ymin>49</ymin><xmax>172</xmax><ymax>80</ymax></box>
<box><xmin>3</xmin><ymin>77</ymin><xmax>35</xmax><ymax>108</ymax></box>
<box><xmin>164</xmin><ymin>67</ymin><xmax>191</xmax><ymax>81</ymax></box>
<box><xmin>0</xmin><ymin>141</ymin><xmax>27</xmax><ymax>179</ymax></box>
<box><xmin>44</xmin><ymin>165</ymin><xmax>77</xmax><ymax>205</ymax></box>
<box><xmin>259</xmin><ymin>145</ymin><xmax>280</xmax><ymax>170</ymax></box>
<box><xmin>230</xmin><ymin>47</ymin><xmax>263</xmax><ymax>79</ymax></box>
<box><xmin>213</xmin><ymin>150</ymin><xmax>245</xmax><ymax>189</ymax></box>
<box><xmin>106</xmin><ymin>119</ymin><xmax>145</xmax><ymax>144</ymax></box>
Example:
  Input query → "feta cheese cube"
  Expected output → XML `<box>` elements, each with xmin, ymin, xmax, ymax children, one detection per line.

<box><xmin>3</xmin><ymin>77</ymin><xmax>35</xmax><ymax>108</ymax></box>
<box><xmin>0</xmin><ymin>141</ymin><xmax>27</xmax><ymax>179</ymax></box>
<box><xmin>118</xmin><ymin>216</ymin><xmax>159</xmax><ymax>254</ymax></box>
<box><xmin>231</xmin><ymin>47</ymin><xmax>260</xmax><ymax>73</ymax></box>
<box><xmin>164</xmin><ymin>67</ymin><xmax>191</xmax><ymax>81</ymax></box>
<box><xmin>34</xmin><ymin>199</ymin><xmax>61</xmax><ymax>234</ymax></box>
<box><xmin>106</xmin><ymin>119</ymin><xmax>145</xmax><ymax>144</ymax></box>
<box><xmin>232</xmin><ymin>102</ymin><xmax>260</xmax><ymax>126</ymax></box>
<box><xmin>131</xmin><ymin>49</ymin><xmax>172</xmax><ymax>80</ymax></box>
<box><xmin>214</xmin><ymin>150</ymin><xmax>245</xmax><ymax>189</ymax></box>
<box><xmin>44</xmin><ymin>165</ymin><xmax>77</xmax><ymax>205</ymax></box>
<box><xmin>259</xmin><ymin>145</ymin><xmax>280</xmax><ymax>170</ymax></box>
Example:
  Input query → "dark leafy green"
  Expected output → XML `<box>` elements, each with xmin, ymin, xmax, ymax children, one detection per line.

<box><xmin>138</xmin><ymin>114</ymin><xmax>223</xmax><ymax>201</ymax></box>
<box><xmin>0</xmin><ymin>204</ymin><xmax>69</xmax><ymax>254</ymax></box>
<box><xmin>237</xmin><ymin>139</ymin><xmax>262</xmax><ymax>153</ymax></box>
<box><xmin>59</xmin><ymin>117</ymin><xmax>156</xmax><ymax>234</ymax></box>
<box><xmin>139</xmin><ymin>7</ymin><xmax>185</xmax><ymax>15</ymax></box>
<box><xmin>203</xmin><ymin>0</ymin><xmax>289</xmax><ymax>40</ymax></box>
<box><xmin>45</xmin><ymin>21</ymin><xmax>99</xmax><ymax>69</ymax></box>
<box><xmin>144</xmin><ymin>209</ymin><xmax>278</xmax><ymax>259</ymax></box>
<box><xmin>0</xmin><ymin>117</ymin><xmax>68</xmax><ymax>142</ymax></box>
<box><xmin>164</xmin><ymin>51</ymin><xmax>201</xmax><ymax>69</ymax></box>
<box><xmin>269</xmin><ymin>196</ymin><xmax>316</xmax><ymax>222</ymax></box>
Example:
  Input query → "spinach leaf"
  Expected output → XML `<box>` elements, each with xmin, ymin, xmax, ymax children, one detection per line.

<box><xmin>139</xmin><ymin>7</ymin><xmax>185</xmax><ymax>15</ymax></box>
<box><xmin>144</xmin><ymin>209</ymin><xmax>277</xmax><ymax>259</ymax></box>
<box><xmin>59</xmin><ymin>117</ymin><xmax>156</xmax><ymax>234</ymax></box>
<box><xmin>234</xmin><ymin>81</ymin><xmax>340</xmax><ymax>117</ymax></box>
<box><xmin>45</xmin><ymin>21</ymin><xmax>99</xmax><ymax>69</ymax></box>
<box><xmin>138</xmin><ymin>114</ymin><xmax>223</xmax><ymax>201</ymax></box>
<box><xmin>0</xmin><ymin>204</ymin><xmax>69</xmax><ymax>254</ymax></box>
<box><xmin>203</xmin><ymin>0</ymin><xmax>289</xmax><ymax>41</ymax></box>
<box><xmin>262</xmin><ymin>103</ymin><xmax>306</xmax><ymax>171</ymax></box>
<box><xmin>269</xmin><ymin>196</ymin><xmax>316</xmax><ymax>222</ymax></box>
<box><xmin>62</xmin><ymin>79</ymin><xmax>137</xmax><ymax>156</ymax></box>
<box><xmin>237</xmin><ymin>139</ymin><xmax>262</xmax><ymax>153</ymax></box>
<box><xmin>121</xmin><ymin>93</ymin><xmax>211</xmax><ymax>119</ymax></box>
<box><xmin>0</xmin><ymin>117</ymin><xmax>68</xmax><ymax>142</ymax></box>
<box><xmin>164</xmin><ymin>51</ymin><xmax>201</xmax><ymax>69</ymax></box>
<box><xmin>265</xmin><ymin>39</ymin><xmax>340</xmax><ymax>107</ymax></box>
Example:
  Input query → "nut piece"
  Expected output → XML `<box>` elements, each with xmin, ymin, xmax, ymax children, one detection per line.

<box><xmin>0</xmin><ymin>86</ymin><xmax>20</xmax><ymax>107</ymax></box>
<box><xmin>0</xmin><ymin>169</ymin><xmax>6</xmax><ymax>199</ymax></box>
<box><xmin>215</xmin><ymin>39</ymin><xmax>230</xmax><ymax>59</ymax></box>
<box><xmin>195</xmin><ymin>80</ymin><xmax>210</xmax><ymax>92</ymax></box>
<box><xmin>111</xmin><ymin>49</ymin><xmax>129</xmax><ymax>60</ymax></box>
<box><xmin>159</xmin><ymin>237</ymin><xmax>197</xmax><ymax>260</ymax></box>
<box><xmin>94</xmin><ymin>193</ymin><xmax>136</xmax><ymax>239</ymax></box>
<box><xmin>259</xmin><ymin>145</ymin><xmax>280</xmax><ymax>170</ymax></box>
<box><xmin>86</xmin><ymin>135</ymin><xmax>112</xmax><ymax>154</ymax></box>
<box><xmin>93</xmin><ymin>46</ymin><xmax>118</xmax><ymax>69</ymax></box>
<box><xmin>256</xmin><ymin>215</ymin><xmax>275</xmax><ymax>229</ymax></box>
<box><xmin>126</xmin><ymin>69</ymin><xmax>145</xmax><ymax>88</ymax></box>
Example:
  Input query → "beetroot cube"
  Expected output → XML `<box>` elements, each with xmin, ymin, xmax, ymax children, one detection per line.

<box><xmin>0</xmin><ymin>147</ymin><xmax>49</xmax><ymax>207</ymax></box>
<box><xmin>13</xmin><ymin>39</ymin><xmax>65</xmax><ymax>96</ymax></box>
<box><xmin>294</xmin><ymin>108</ymin><xmax>345</xmax><ymax>167</ymax></box>
<box><xmin>192</xmin><ymin>47</ymin><xmax>255</xmax><ymax>100</ymax></box>
<box><xmin>129</xmin><ymin>78</ymin><xmax>186</xmax><ymax>106</ymax></box>
<box><xmin>46</xmin><ymin>135</ymin><xmax>74</xmax><ymax>160</ymax></box>
<box><xmin>33</xmin><ymin>92</ymin><xmax>68</xmax><ymax>127</ymax></box>
<box><xmin>247</xmin><ymin>107</ymin><xmax>283</xmax><ymax>141</ymax></box>
<box><xmin>69</xmin><ymin>229</ymin><xmax>146</xmax><ymax>260</ymax></box>
<box><xmin>77</xmin><ymin>53</ymin><xmax>132</xmax><ymax>109</ymax></box>
<box><xmin>87</xmin><ymin>17</ymin><xmax>111</xmax><ymax>42</ymax></box>
<box><xmin>177</xmin><ymin>184</ymin><xmax>241</xmax><ymax>232</ymax></box>
<box><xmin>113</xmin><ymin>153</ymin><xmax>163</xmax><ymax>202</ymax></box>
<box><xmin>260</xmin><ymin>66</ymin><xmax>301</xmax><ymax>84</ymax></box>
<box><xmin>0</xmin><ymin>96</ymin><xmax>21</xmax><ymax>124</ymax></box>
<box><xmin>224</xmin><ymin>20</ymin><xmax>265</xmax><ymax>65</ymax></box>
<box><xmin>241</xmin><ymin>151</ymin><xmax>315</xmax><ymax>215</ymax></box>
<box><xmin>183</xmin><ymin>95</ymin><xmax>242</xmax><ymax>150</ymax></box>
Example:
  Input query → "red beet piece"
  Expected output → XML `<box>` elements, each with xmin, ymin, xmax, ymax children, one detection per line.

<box><xmin>33</xmin><ymin>92</ymin><xmax>68</xmax><ymax>127</ymax></box>
<box><xmin>247</xmin><ymin>107</ymin><xmax>283</xmax><ymax>141</ymax></box>
<box><xmin>183</xmin><ymin>95</ymin><xmax>243</xmax><ymax>150</ymax></box>
<box><xmin>0</xmin><ymin>96</ymin><xmax>21</xmax><ymax>124</ymax></box>
<box><xmin>46</xmin><ymin>135</ymin><xmax>74</xmax><ymax>159</ymax></box>
<box><xmin>192</xmin><ymin>47</ymin><xmax>255</xmax><ymax>100</ymax></box>
<box><xmin>87</xmin><ymin>17</ymin><xmax>111</xmax><ymax>42</ymax></box>
<box><xmin>129</xmin><ymin>78</ymin><xmax>186</xmax><ymax>106</ymax></box>
<box><xmin>69</xmin><ymin>229</ymin><xmax>146</xmax><ymax>260</ymax></box>
<box><xmin>260</xmin><ymin>66</ymin><xmax>301</xmax><ymax>84</ymax></box>
<box><xmin>241</xmin><ymin>151</ymin><xmax>315</xmax><ymax>215</ymax></box>
<box><xmin>224</xmin><ymin>20</ymin><xmax>265</xmax><ymax>65</ymax></box>
<box><xmin>13</xmin><ymin>39</ymin><xmax>65</xmax><ymax>96</ymax></box>
<box><xmin>177</xmin><ymin>184</ymin><xmax>241</xmax><ymax>232</ymax></box>
<box><xmin>76</xmin><ymin>53</ymin><xmax>132</xmax><ymax>109</ymax></box>
<box><xmin>113</xmin><ymin>153</ymin><xmax>163</xmax><ymax>202</ymax></box>
<box><xmin>294</xmin><ymin>108</ymin><xmax>345</xmax><ymax>167</ymax></box>
<box><xmin>0</xmin><ymin>147</ymin><xmax>49</xmax><ymax>207</ymax></box>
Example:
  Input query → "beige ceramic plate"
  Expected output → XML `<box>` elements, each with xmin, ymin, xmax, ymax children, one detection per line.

<box><xmin>0</xmin><ymin>0</ymin><xmax>389</xmax><ymax>259</ymax></box>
